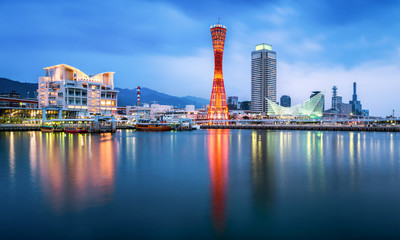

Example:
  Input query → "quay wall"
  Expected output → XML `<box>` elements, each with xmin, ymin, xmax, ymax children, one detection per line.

<box><xmin>0</xmin><ymin>125</ymin><xmax>40</xmax><ymax>131</ymax></box>
<box><xmin>200</xmin><ymin>124</ymin><xmax>400</xmax><ymax>132</ymax></box>
<box><xmin>0</xmin><ymin>125</ymin><xmax>129</xmax><ymax>132</ymax></box>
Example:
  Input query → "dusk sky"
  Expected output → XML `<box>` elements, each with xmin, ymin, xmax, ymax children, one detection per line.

<box><xmin>1</xmin><ymin>0</ymin><xmax>400</xmax><ymax>116</ymax></box>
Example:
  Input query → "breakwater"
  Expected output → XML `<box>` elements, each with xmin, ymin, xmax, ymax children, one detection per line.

<box><xmin>201</xmin><ymin>124</ymin><xmax>400</xmax><ymax>132</ymax></box>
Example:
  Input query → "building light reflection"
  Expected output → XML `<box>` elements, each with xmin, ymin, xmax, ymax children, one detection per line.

<box><xmin>9</xmin><ymin>132</ymin><xmax>15</xmax><ymax>182</ymax></box>
<box><xmin>36</xmin><ymin>133</ymin><xmax>115</xmax><ymax>214</ymax></box>
<box><xmin>208</xmin><ymin>129</ymin><xmax>229</xmax><ymax>231</ymax></box>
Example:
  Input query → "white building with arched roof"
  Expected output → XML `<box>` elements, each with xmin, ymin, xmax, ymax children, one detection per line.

<box><xmin>38</xmin><ymin>64</ymin><xmax>118</xmax><ymax>115</ymax></box>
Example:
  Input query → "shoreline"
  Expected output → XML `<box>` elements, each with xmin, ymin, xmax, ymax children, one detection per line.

<box><xmin>1</xmin><ymin>124</ymin><xmax>399</xmax><ymax>132</ymax></box>
<box><xmin>201</xmin><ymin>124</ymin><xmax>400</xmax><ymax>132</ymax></box>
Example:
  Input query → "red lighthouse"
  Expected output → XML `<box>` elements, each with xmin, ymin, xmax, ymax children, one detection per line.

<box><xmin>207</xmin><ymin>22</ymin><xmax>229</xmax><ymax>121</ymax></box>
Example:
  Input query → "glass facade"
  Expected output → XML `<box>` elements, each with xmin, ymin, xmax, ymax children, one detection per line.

<box><xmin>0</xmin><ymin>108</ymin><xmax>42</xmax><ymax>124</ymax></box>
<box><xmin>267</xmin><ymin>92</ymin><xmax>324</xmax><ymax>117</ymax></box>
<box><xmin>0</xmin><ymin>108</ymin><xmax>78</xmax><ymax>124</ymax></box>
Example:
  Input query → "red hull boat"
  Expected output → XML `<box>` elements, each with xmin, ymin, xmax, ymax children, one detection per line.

<box><xmin>64</xmin><ymin>127</ymin><xmax>88</xmax><ymax>133</ymax></box>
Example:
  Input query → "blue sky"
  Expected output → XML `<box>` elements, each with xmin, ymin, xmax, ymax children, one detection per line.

<box><xmin>1</xmin><ymin>0</ymin><xmax>400</xmax><ymax>116</ymax></box>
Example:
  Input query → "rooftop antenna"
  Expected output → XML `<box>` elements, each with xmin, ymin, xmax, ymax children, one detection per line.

<box><xmin>218</xmin><ymin>17</ymin><xmax>221</xmax><ymax>24</ymax></box>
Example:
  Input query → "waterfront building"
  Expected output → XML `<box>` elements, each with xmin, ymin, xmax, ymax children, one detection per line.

<box><xmin>361</xmin><ymin>109</ymin><xmax>369</xmax><ymax>116</ymax></box>
<box><xmin>126</xmin><ymin>105</ymin><xmax>151</xmax><ymax>121</ymax></box>
<box><xmin>0</xmin><ymin>108</ymin><xmax>78</xmax><ymax>124</ymax></box>
<box><xmin>266</xmin><ymin>91</ymin><xmax>324</xmax><ymax>117</ymax></box>
<box><xmin>0</xmin><ymin>91</ymin><xmax>21</xmax><ymax>99</ymax></box>
<box><xmin>338</xmin><ymin>103</ymin><xmax>352</xmax><ymax>115</ymax></box>
<box><xmin>331</xmin><ymin>86</ymin><xmax>339</xmax><ymax>110</ymax></box>
<box><xmin>150</xmin><ymin>104</ymin><xmax>173</xmax><ymax>119</ymax></box>
<box><xmin>207</xmin><ymin>22</ymin><xmax>229</xmax><ymax>120</ymax></box>
<box><xmin>240</xmin><ymin>101</ymin><xmax>251</xmax><ymax>110</ymax></box>
<box><xmin>280</xmin><ymin>95</ymin><xmax>291</xmax><ymax>107</ymax></box>
<box><xmin>0</xmin><ymin>97</ymin><xmax>38</xmax><ymax>108</ymax></box>
<box><xmin>349</xmin><ymin>82</ymin><xmax>362</xmax><ymax>115</ymax></box>
<box><xmin>227</xmin><ymin>96</ymin><xmax>239</xmax><ymax>110</ymax></box>
<box><xmin>38</xmin><ymin>64</ymin><xmax>118</xmax><ymax>115</ymax></box>
<box><xmin>0</xmin><ymin>91</ymin><xmax>22</xmax><ymax>107</ymax></box>
<box><xmin>251</xmin><ymin>43</ymin><xmax>277</xmax><ymax>114</ymax></box>
<box><xmin>185</xmin><ymin>105</ymin><xmax>195</xmax><ymax>112</ymax></box>
<box><xmin>310</xmin><ymin>91</ymin><xmax>325</xmax><ymax>112</ymax></box>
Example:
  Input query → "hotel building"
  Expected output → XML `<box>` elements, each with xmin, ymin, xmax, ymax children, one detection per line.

<box><xmin>251</xmin><ymin>43</ymin><xmax>277</xmax><ymax>114</ymax></box>
<box><xmin>38</xmin><ymin>64</ymin><xmax>118</xmax><ymax>115</ymax></box>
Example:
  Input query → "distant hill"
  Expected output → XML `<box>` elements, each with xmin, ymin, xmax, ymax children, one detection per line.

<box><xmin>0</xmin><ymin>78</ymin><xmax>38</xmax><ymax>98</ymax></box>
<box><xmin>115</xmin><ymin>87</ymin><xmax>208</xmax><ymax>108</ymax></box>
<box><xmin>0</xmin><ymin>78</ymin><xmax>209</xmax><ymax>108</ymax></box>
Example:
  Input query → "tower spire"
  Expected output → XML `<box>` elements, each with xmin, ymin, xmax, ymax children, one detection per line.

<box><xmin>207</xmin><ymin>22</ymin><xmax>229</xmax><ymax>121</ymax></box>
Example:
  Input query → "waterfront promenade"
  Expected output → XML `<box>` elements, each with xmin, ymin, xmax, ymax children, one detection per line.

<box><xmin>201</xmin><ymin>124</ymin><xmax>400</xmax><ymax>132</ymax></box>
<box><xmin>1</xmin><ymin>123</ymin><xmax>400</xmax><ymax>132</ymax></box>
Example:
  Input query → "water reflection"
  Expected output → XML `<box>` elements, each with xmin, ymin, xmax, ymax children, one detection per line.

<box><xmin>9</xmin><ymin>132</ymin><xmax>15</xmax><ymax>181</ymax></box>
<box><xmin>36</xmin><ymin>133</ymin><xmax>115</xmax><ymax>214</ymax></box>
<box><xmin>250</xmin><ymin>131</ymin><xmax>276</xmax><ymax>213</ymax></box>
<box><xmin>207</xmin><ymin>129</ymin><xmax>229</xmax><ymax>231</ymax></box>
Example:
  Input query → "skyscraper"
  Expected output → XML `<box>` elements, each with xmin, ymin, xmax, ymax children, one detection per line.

<box><xmin>251</xmin><ymin>43</ymin><xmax>277</xmax><ymax>114</ymax></box>
<box><xmin>207</xmin><ymin>23</ymin><xmax>229</xmax><ymax>120</ymax></box>
<box><xmin>280</xmin><ymin>95</ymin><xmax>291</xmax><ymax>107</ymax></box>
<box><xmin>349</xmin><ymin>82</ymin><xmax>362</xmax><ymax>115</ymax></box>
<box><xmin>227</xmin><ymin>96</ymin><xmax>238</xmax><ymax>110</ymax></box>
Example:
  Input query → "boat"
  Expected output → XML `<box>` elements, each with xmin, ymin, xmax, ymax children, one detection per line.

<box><xmin>40</xmin><ymin>125</ymin><xmax>64</xmax><ymax>133</ymax></box>
<box><xmin>135</xmin><ymin>123</ymin><xmax>172</xmax><ymax>132</ymax></box>
<box><xmin>64</xmin><ymin>127</ymin><xmax>88</xmax><ymax>133</ymax></box>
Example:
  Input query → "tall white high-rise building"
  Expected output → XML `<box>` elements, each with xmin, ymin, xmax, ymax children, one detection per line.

<box><xmin>251</xmin><ymin>43</ymin><xmax>277</xmax><ymax>114</ymax></box>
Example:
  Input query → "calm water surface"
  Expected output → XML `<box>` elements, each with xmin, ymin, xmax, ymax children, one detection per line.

<box><xmin>1</xmin><ymin>129</ymin><xmax>400</xmax><ymax>239</ymax></box>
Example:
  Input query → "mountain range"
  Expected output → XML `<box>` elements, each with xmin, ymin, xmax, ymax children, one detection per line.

<box><xmin>0</xmin><ymin>78</ymin><xmax>209</xmax><ymax>108</ymax></box>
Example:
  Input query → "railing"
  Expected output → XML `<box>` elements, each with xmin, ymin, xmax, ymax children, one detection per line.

<box><xmin>194</xmin><ymin>118</ymin><xmax>400</xmax><ymax>124</ymax></box>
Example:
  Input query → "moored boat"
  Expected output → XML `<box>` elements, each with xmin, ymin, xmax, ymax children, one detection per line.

<box><xmin>40</xmin><ymin>125</ymin><xmax>64</xmax><ymax>132</ymax></box>
<box><xmin>64</xmin><ymin>127</ymin><xmax>88</xmax><ymax>133</ymax></box>
<box><xmin>135</xmin><ymin>123</ymin><xmax>172</xmax><ymax>132</ymax></box>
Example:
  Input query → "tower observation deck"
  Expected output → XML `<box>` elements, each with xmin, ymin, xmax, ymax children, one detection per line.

<box><xmin>207</xmin><ymin>23</ymin><xmax>229</xmax><ymax>121</ymax></box>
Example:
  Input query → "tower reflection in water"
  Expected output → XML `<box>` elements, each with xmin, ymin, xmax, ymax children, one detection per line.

<box><xmin>35</xmin><ymin>133</ymin><xmax>115</xmax><ymax>214</ymax></box>
<box><xmin>207</xmin><ymin>129</ymin><xmax>229</xmax><ymax>232</ymax></box>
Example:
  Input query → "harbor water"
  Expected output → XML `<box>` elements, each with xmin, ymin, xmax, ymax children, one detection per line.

<box><xmin>1</xmin><ymin>129</ymin><xmax>400</xmax><ymax>239</ymax></box>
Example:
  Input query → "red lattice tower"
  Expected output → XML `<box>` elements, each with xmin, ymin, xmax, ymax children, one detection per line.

<box><xmin>207</xmin><ymin>23</ymin><xmax>229</xmax><ymax>121</ymax></box>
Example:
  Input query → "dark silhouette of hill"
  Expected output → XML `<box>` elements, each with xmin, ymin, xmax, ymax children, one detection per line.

<box><xmin>0</xmin><ymin>78</ymin><xmax>37</xmax><ymax>98</ymax></box>
<box><xmin>115</xmin><ymin>87</ymin><xmax>208</xmax><ymax>108</ymax></box>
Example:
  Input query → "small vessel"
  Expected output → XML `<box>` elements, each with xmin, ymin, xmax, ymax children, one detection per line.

<box><xmin>40</xmin><ymin>125</ymin><xmax>64</xmax><ymax>133</ymax></box>
<box><xmin>64</xmin><ymin>127</ymin><xmax>88</xmax><ymax>133</ymax></box>
<box><xmin>135</xmin><ymin>123</ymin><xmax>172</xmax><ymax>132</ymax></box>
